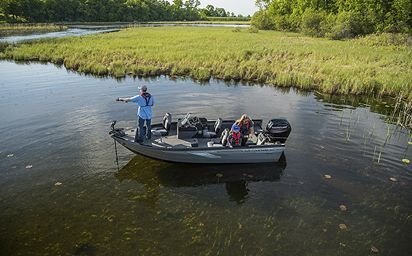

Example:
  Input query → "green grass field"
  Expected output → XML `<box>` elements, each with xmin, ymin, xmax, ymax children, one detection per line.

<box><xmin>1</xmin><ymin>27</ymin><xmax>411</xmax><ymax>100</ymax></box>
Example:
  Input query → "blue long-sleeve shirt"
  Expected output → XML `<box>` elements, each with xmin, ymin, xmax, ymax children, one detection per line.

<box><xmin>129</xmin><ymin>94</ymin><xmax>154</xmax><ymax>119</ymax></box>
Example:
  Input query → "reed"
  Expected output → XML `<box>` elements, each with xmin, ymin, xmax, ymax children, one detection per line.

<box><xmin>0</xmin><ymin>24</ymin><xmax>67</xmax><ymax>37</ymax></box>
<box><xmin>1</xmin><ymin>27</ymin><xmax>410</xmax><ymax>100</ymax></box>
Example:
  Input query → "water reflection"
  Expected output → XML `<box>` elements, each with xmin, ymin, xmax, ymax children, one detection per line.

<box><xmin>115</xmin><ymin>154</ymin><xmax>287</xmax><ymax>205</ymax></box>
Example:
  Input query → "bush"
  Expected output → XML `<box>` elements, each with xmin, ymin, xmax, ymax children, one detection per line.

<box><xmin>301</xmin><ymin>9</ymin><xmax>328</xmax><ymax>37</ymax></box>
<box><xmin>251</xmin><ymin>10</ymin><xmax>274</xmax><ymax>30</ymax></box>
<box><xmin>328</xmin><ymin>11</ymin><xmax>369</xmax><ymax>39</ymax></box>
<box><xmin>273</xmin><ymin>15</ymin><xmax>291</xmax><ymax>31</ymax></box>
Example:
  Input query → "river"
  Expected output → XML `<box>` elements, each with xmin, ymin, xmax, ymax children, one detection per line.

<box><xmin>0</xmin><ymin>23</ymin><xmax>249</xmax><ymax>43</ymax></box>
<box><xmin>0</xmin><ymin>60</ymin><xmax>411</xmax><ymax>255</ymax></box>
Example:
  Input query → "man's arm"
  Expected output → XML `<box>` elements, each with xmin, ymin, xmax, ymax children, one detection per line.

<box><xmin>116</xmin><ymin>95</ymin><xmax>138</xmax><ymax>103</ymax></box>
<box><xmin>116</xmin><ymin>97</ymin><xmax>130</xmax><ymax>103</ymax></box>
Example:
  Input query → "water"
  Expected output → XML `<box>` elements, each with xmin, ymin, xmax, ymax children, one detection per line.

<box><xmin>0</xmin><ymin>28</ymin><xmax>120</xmax><ymax>43</ymax></box>
<box><xmin>0</xmin><ymin>60</ymin><xmax>411</xmax><ymax>255</ymax></box>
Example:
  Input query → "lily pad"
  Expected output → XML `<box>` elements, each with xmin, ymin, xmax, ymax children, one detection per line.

<box><xmin>371</xmin><ymin>246</ymin><xmax>379</xmax><ymax>253</ymax></box>
<box><xmin>25</xmin><ymin>165</ymin><xmax>33</xmax><ymax>169</ymax></box>
<box><xmin>339</xmin><ymin>204</ymin><xmax>347</xmax><ymax>211</ymax></box>
<box><xmin>324</xmin><ymin>174</ymin><xmax>332</xmax><ymax>179</ymax></box>
<box><xmin>55</xmin><ymin>182</ymin><xmax>63</xmax><ymax>186</ymax></box>
<box><xmin>338</xmin><ymin>223</ymin><xmax>347</xmax><ymax>230</ymax></box>
<box><xmin>402</xmin><ymin>159</ymin><xmax>410</xmax><ymax>164</ymax></box>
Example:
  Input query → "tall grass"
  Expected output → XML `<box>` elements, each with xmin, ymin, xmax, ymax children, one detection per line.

<box><xmin>1</xmin><ymin>27</ymin><xmax>411</xmax><ymax>100</ymax></box>
<box><xmin>0</xmin><ymin>23</ymin><xmax>67</xmax><ymax>37</ymax></box>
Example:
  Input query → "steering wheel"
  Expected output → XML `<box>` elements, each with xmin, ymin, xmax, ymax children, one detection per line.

<box><xmin>181</xmin><ymin>113</ymin><xmax>191</xmax><ymax>127</ymax></box>
<box><xmin>181</xmin><ymin>113</ymin><xmax>200</xmax><ymax>127</ymax></box>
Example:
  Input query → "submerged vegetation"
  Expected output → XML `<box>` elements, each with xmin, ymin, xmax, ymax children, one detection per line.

<box><xmin>0</xmin><ymin>23</ymin><xmax>66</xmax><ymax>37</ymax></box>
<box><xmin>1</xmin><ymin>27</ymin><xmax>411</xmax><ymax>100</ymax></box>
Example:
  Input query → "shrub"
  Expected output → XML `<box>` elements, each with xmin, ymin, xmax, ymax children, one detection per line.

<box><xmin>301</xmin><ymin>8</ymin><xmax>327</xmax><ymax>37</ymax></box>
<box><xmin>328</xmin><ymin>11</ymin><xmax>368</xmax><ymax>39</ymax></box>
<box><xmin>273</xmin><ymin>15</ymin><xmax>291</xmax><ymax>31</ymax></box>
<box><xmin>251</xmin><ymin>10</ymin><xmax>274</xmax><ymax>30</ymax></box>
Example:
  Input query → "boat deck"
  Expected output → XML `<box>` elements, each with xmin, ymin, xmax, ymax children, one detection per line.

<box><xmin>121</xmin><ymin>128</ymin><xmax>259</xmax><ymax>148</ymax></box>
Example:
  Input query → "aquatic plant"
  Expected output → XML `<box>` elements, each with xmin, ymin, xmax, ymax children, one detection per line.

<box><xmin>0</xmin><ymin>24</ymin><xmax>67</xmax><ymax>37</ymax></box>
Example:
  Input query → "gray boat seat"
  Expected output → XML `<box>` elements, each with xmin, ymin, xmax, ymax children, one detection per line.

<box><xmin>151</xmin><ymin>113</ymin><xmax>172</xmax><ymax>136</ymax></box>
<box><xmin>257</xmin><ymin>133</ymin><xmax>268</xmax><ymax>145</ymax></box>
<box><xmin>204</xmin><ymin>118</ymin><xmax>222</xmax><ymax>138</ymax></box>
<box><xmin>220</xmin><ymin>128</ymin><xmax>230</xmax><ymax>146</ymax></box>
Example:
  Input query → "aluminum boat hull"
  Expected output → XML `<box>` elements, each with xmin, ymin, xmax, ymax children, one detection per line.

<box><xmin>113</xmin><ymin>136</ymin><xmax>285</xmax><ymax>164</ymax></box>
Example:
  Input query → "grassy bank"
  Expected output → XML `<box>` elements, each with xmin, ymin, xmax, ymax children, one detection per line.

<box><xmin>0</xmin><ymin>27</ymin><xmax>411</xmax><ymax>100</ymax></box>
<box><xmin>0</xmin><ymin>24</ymin><xmax>67</xmax><ymax>37</ymax></box>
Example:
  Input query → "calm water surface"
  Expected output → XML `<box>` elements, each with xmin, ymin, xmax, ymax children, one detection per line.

<box><xmin>0</xmin><ymin>28</ymin><xmax>120</xmax><ymax>43</ymax></box>
<box><xmin>0</xmin><ymin>61</ymin><xmax>411</xmax><ymax>255</ymax></box>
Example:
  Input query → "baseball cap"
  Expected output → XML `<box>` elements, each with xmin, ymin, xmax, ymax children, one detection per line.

<box><xmin>139</xmin><ymin>85</ymin><xmax>147</xmax><ymax>92</ymax></box>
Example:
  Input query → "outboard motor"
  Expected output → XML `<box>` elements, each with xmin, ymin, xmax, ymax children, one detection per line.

<box><xmin>264</xmin><ymin>119</ymin><xmax>291</xmax><ymax>143</ymax></box>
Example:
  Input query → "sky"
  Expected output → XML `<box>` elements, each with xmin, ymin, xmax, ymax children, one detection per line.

<box><xmin>198</xmin><ymin>0</ymin><xmax>258</xmax><ymax>16</ymax></box>
<box><xmin>166</xmin><ymin>0</ymin><xmax>258</xmax><ymax>16</ymax></box>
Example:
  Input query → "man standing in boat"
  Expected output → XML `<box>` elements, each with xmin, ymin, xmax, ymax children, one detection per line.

<box><xmin>116</xmin><ymin>85</ymin><xmax>154</xmax><ymax>143</ymax></box>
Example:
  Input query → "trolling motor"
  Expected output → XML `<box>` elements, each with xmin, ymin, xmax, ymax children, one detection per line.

<box><xmin>110</xmin><ymin>120</ymin><xmax>116</xmax><ymax>131</ymax></box>
<box><xmin>109</xmin><ymin>120</ymin><xmax>121</xmax><ymax>171</ymax></box>
<box><xmin>109</xmin><ymin>120</ymin><xmax>126</xmax><ymax>137</ymax></box>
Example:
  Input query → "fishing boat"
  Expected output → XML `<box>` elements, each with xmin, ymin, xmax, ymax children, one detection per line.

<box><xmin>110</xmin><ymin>113</ymin><xmax>291</xmax><ymax>164</ymax></box>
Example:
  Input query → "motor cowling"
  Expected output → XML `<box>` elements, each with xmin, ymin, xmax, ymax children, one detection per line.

<box><xmin>264</xmin><ymin>119</ymin><xmax>291</xmax><ymax>143</ymax></box>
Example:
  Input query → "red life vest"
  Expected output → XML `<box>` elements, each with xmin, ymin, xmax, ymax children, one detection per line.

<box><xmin>229</xmin><ymin>131</ymin><xmax>241</xmax><ymax>145</ymax></box>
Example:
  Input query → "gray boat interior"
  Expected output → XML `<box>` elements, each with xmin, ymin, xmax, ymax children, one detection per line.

<box><xmin>116</xmin><ymin>113</ymin><xmax>281</xmax><ymax>149</ymax></box>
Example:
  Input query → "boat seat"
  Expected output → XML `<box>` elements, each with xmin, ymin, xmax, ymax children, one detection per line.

<box><xmin>204</xmin><ymin>118</ymin><xmax>222</xmax><ymax>138</ymax></box>
<box><xmin>220</xmin><ymin>128</ymin><xmax>230</xmax><ymax>146</ymax></box>
<box><xmin>151</xmin><ymin>113</ymin><xmax>171</xmax><ymax>136</ymax></box>
<box><xmin>257</xmin><ymin>133</ymin><xmax>268</xmax><ymax>145</ymax></box>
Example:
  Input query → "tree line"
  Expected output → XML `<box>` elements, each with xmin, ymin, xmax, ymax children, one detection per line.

<box><xmin>0</xmin><ymin>0</ymin><xmax>244</xmax><ymax>23</ymax></box>
<box><xmin>252</xmin><ymin>0</ymin><xmax>411</xmax><ymax>39</ymax></box>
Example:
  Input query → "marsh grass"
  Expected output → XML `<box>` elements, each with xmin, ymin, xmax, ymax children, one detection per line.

<box><xmin>1</xmin><ymin>27</ymin><xmax>411</xmax><ymax>100</ymax></box>
<box><xmin>0</xmin><ymin>24</ymin><xmax>67</xmax><ymax>37</ymax></box>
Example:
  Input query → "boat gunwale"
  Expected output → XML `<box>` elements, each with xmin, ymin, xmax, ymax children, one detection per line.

<box><xmin>112</xmin><ymin>134</ymin><xmax>286</xmax><ymax>152</ymax></box>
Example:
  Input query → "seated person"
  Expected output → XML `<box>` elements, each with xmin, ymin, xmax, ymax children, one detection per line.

<box><xmin>228</xmin><ymin>123</ymin><xmax>242</xmax><ymax>146</ymax></box>
<box><xmin>236</xmin><ymin>114</ymin><xmax>254</xmax><ymax>146</ymax></box>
